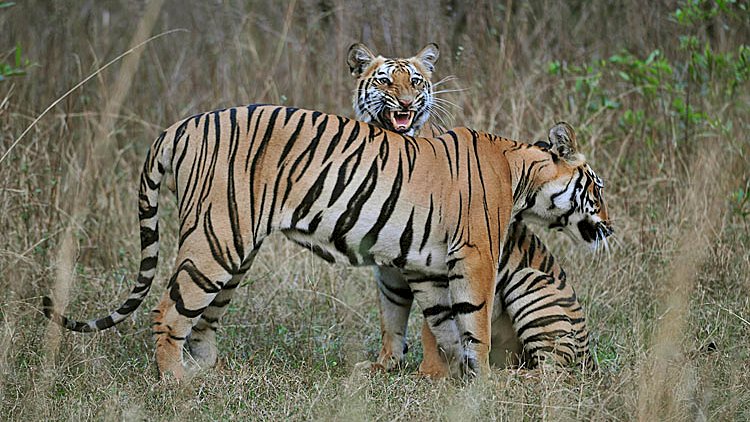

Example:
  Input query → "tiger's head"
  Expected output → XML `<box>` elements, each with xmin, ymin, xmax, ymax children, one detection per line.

<box><xmin>347</xmin><ymin>43</ymin><xmax>439</xmax><ymax>136</ymax></box>
<box><xmin>518</xmin><ymin>122</ymin><xmax>613</xmax><ymax>250</ymax></box>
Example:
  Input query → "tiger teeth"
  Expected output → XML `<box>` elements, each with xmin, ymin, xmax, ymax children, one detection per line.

<box><xmin>388</xmin><ymin>111</ymin><xmax>415</xmax><ymax>132</ymax></box>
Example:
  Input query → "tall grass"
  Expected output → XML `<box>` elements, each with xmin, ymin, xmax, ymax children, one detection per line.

<box><xmin>1</xmin><ymin>1</ymin><xmax>748</xmax><ymax>420</ymax></box>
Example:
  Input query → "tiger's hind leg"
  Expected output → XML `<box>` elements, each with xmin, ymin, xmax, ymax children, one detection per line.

<box><xmin>151</xmin><ymin>257</ymin><xmax>234</xmax><ymax>381</ymax></box>
<box><xmin>184</xmin><ymin>274</ymin><xmax>243</xmax><ymax>370</ymax></box>
<box><xmin>185</xmin><ymin>250</ymin><xmax>259</xmax><ymax>370</ymax></box>
<box><xmin>502</xmin><ymin>268</ymin><xmax>593</xmax><ymax>370</ymax></box>
<box><xmin>374</xmin><ymin>266</ymin><xmax>413</xmax><ymax>371</ymax></box>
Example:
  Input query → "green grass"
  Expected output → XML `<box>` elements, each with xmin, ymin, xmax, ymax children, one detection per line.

<box><xmin>1</xmin><ymin>1</ymin><xmax>749</xmax><ymax>420</ymax></box>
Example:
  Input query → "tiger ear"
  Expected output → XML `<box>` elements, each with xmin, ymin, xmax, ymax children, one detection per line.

<box><xmin>413</xmin><ymin>43</ymin><xmax>439</xmax><ymax>73</ymax></box>
<box><xmin>347</xmin><ymin>43</ymin><xmax>377</xmax><ymax>78</ymax></box>
<box><xmin>548</xmin><ymin>122</ymin><xmax>579</xmax><ymax>160</ymax></box>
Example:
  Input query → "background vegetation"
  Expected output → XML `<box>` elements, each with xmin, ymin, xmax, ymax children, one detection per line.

<box><xmin>1</xmin><ymin>0</ymin><xmax>749</xmax><ymax>420</ymax></box>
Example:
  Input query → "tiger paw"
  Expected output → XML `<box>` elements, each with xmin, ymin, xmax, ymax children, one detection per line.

<box><xmin>185</xmin><ymin>340</ymin><xmax>218</xmax><ymax>369</ymax></box>
<box><xmin>353</xmin><ymin>360</ymin><xmax>388</xmax><ymax>374</ymax></box>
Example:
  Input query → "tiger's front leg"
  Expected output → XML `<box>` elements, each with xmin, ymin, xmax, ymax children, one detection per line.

<box><xmin>444</xmin><ymin>247</ymin><xmax>496</xmax><ymax>378</ymax></box>
<box><xmin>373</xmin><ymin>266</ymin><xmax>413</xmax><ymax>371</ymax></box>
<box><xmin>406</xmin><ymin>273</ymin><xmax>466</xmax><ymax>379</ymax></box>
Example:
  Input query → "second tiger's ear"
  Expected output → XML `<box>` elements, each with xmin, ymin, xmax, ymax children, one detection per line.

<box><xmin>347</xmin><ymin>43</ymin><xmax>377</xmax><ymax>78</ymax></box>
<box><xmin>412</xmin><ymin>43</ymin><xmax>439</xmax><ymax>73</ymax></box>
<box><xmin>548</xmin><ymin>122</ymin><xmax>579</xmax><ymax>161</ymax></box>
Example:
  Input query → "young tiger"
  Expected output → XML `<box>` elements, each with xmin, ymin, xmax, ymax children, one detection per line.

<box><xmin>347</xmin><ymin>43</ymin><xmax>597</xmax><ymax>373</ymax></box>
<box><xmin>347</xmin><ymin>42</ymin><xmax>445</xmax><ymax>137</ymax></box>
<box><xmin>43</xmin><ymin>105</ymin><xmax>612</xmax><ymax>380</ymax></box>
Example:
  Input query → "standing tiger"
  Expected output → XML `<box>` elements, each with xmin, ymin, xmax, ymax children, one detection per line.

<box><xmin>347</xmin><ymin>43</ymin><xmax>598</xmax><ymax>373</ymax></box>
<box><xmin>43</xmin><ymin>104</ymin><xmax>612</xmax><ymax>380</ymax></box>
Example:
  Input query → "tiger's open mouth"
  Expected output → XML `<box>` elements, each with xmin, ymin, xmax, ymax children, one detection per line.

<box><xmin>388</xmin><ymin>110</ymin><xmax>415</xmax><ymax>132</ymax></box>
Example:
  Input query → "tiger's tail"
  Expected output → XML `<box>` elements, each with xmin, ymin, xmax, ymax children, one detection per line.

<box><xmin>43</xmin><ymin>132</ymin><xmax>170</xmax><ymax>332</ymax></box>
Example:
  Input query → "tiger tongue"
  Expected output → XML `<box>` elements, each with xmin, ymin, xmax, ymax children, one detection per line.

<box><xmin>389</xmin><ymin>111</ymin><xmax>414</xmax><ymax>132</ymax></box>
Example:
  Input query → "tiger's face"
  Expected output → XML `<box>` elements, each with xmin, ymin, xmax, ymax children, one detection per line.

<box><xmin>347</xmin><ymin>43</ymin><xmax>438</xmax><ymax>136</ymax></box>
<box><xmin>519</xmin><ymin>123</ymin><xmax>613</xmax><ymax>250</ymax></box>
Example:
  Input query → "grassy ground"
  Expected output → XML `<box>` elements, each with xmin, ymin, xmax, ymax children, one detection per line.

<box><xmin>1</xmin><ymin>1</ymin><xmax>749</xmax><ymax>420</ymax></box>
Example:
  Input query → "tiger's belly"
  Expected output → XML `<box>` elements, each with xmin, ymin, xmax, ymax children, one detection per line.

<box><xmin>281</xmin><ymin>228</ymin><xmax>447</xmax><ymax>275</ymax></box>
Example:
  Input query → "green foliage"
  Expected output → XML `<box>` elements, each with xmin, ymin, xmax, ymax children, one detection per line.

<box><xmin>548</xmin><ymin>4</ymin><xmax>749</xmax><ymax>152</ymax></box>
<box><xmin>731</xmin><ymin>178</ymin><xmax>750</xmax><ymax>220</ymax></box>
<box><xmin>1</xmin><ymin>2</ymin><xmax>34</xmax><ymax>81</ymax></box>
<box><xmin>673</xmin><ymin>0</ymin><xmax>748</xmax><ymax>26</ymax></box>
<box><xmin>0</xmin><ymin>44</ymin><xmax>34</xmax><ymax>81</ymax></box>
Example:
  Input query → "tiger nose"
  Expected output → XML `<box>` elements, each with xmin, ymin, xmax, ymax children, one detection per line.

<box><xmin>398</xmin><ymin>98</ymin><xmax>413</xmax><ymax>108</ymax></box>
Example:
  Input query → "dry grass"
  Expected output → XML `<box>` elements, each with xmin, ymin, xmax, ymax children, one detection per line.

<box><xmin>1</xmin><ymin>1</ymin><xmax>749</xmax><ymax>420</ymax></box>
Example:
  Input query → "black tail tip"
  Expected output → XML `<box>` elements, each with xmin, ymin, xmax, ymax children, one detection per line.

<box><xmin>42</xmin><ymin>296</ymin><xmax>54</xmax><ymax>319</ymax></box>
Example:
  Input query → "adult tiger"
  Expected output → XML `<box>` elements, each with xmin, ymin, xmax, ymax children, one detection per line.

<box><xmin>43</xmin><ymin>105</ymin><xmax>612</xmax><ymax>380</ymax></box>
<box><xmin>347</xmin><ymin>43</ymin><xmax>596</xmax><ymax>373</ymax></box>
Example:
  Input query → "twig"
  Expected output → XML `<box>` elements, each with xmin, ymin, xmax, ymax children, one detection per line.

<box><xmin>0</xmin><ymin>28</ymin><xmax>188</xmax><ymax>166</ymax></box>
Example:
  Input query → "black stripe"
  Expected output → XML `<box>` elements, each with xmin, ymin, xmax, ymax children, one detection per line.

<box><xmin>310</xmin><ymin>110</ymin><xmax>322</xmax><ymax>125</ymax></box>
<box><xmin>139</xmin><ymin>256</ymin><xmax>158</xmax><ymax>272</ymax></box>
<box><xmin>436</xmin><ymin>135</ymin><xmax>454</xmax><ymax>178</ymax></box>
<box><xmin>227</xmin><ymin>108</ymin><xmax>245</xmax><ymax>263</ymax></box>
<box><xmin>330</xmin><ymin>160</ymin><xmax>379</xmax><ymax>264</ymax></box>
<box><xmin>95</xmin><ymin>316</ymin><xmax>115</xmax><ymax>330</ymax></box>
<box><xmin>423</xmin><ymin>304</ymin><xmax>451</xmax><ymax>317</ymax></box>
<box><xmin>276</xmin><ymin>113</ymin><xmax>306</xmax><ymax>166</ymax></box>
<box><xmin>462</xmin><ymin>332</ymin><xmax>483</xmax><ymax>344</ymax></box>
<box><xmin>170</xmin><ymin>281</ymin><xmax>207</xmax><ymax>319</ymax></box>
<box><xmin>511</xmin><ymin>293</ymin><xmax>559</xmax><ymax>323</ymax></box>
<box><xmin>283</xmin><ymin>106</ymin><xmax>298</xmax><ymax>125</ymax></box>
<box><xmin>406</xmin><ymin>274</ymin><xmax>449</xmax><ymax>283</ymax></box>
<box><xmin>359</xmin><ymin>156</ymin><xmax>403</xmax><ymax>257</ymax></box>
<box><xmin>419</xmin><ymin>196</ymin><xmax>434</xmax><ymax>252</ymax></box>
<box><xmin>139</xmin><ymin>204</ymin><xmax>157</xmax><ymax>219</ymax></box>
<box><xmin>291</xmin><ymin>162</ymin><xmax>332</xmax><ymax>227</ymax></box>
<box><xmin>446</xmin><ymin>131</ymin><xmax>460</xmax><ymax>177</ymax></box>
<box><xmin>248</xmin><ymin>107</ymin><xmax>281</xmax><ymax>235</ymax></box>
<box><xmin>392</xmin><ymin>208</ymin><xmax>415</xmax><ymax>268</ymax></box>
<box><xmin>117</xmin><ymin>298</ymin><xmax>143</xmax><ymax>314</ymax></box>
<box><xmin>452</xmin><ymin>301</ymin><xmax>486</xmax><ymax>316</ymax></box>
<box><xmin>210</xmin><ymin>298</ymin><xmax>231</xmax><ymax>308</ymax></box>
<box><xmin>378</xmin><ymin>135</ymin><xmax>390</xmax><ymax>169</ymax></box>
<box><xmin>322</xmin><ymin>116</ymin><xmax>348</xmax><ymax>162</ymax></box>
<box><xmin>328</xmin><ymin>142</ymin><xmax>365</xmax><ymax>206</ymax></box>
<box><xmin>502</xmin><ymin>271</ymin><xmax>535</xmax><ymax>303</ymax></box>
<box><xmin>446</xmin><ymin>256</ymin><xmax>463</xmax><ymax>270</ymax></box>
<box><xmin>379</xmin><ymin>281</ymin><xmax>413</xmax><ymax>301</ymax></box>
<box><xmin>404</xmin><ymin>137</ymin><xmax>418</xmax><ymax>177</ymax></box>
<box><xmin>342</xmin><ymin>120</ymin><xmax>362</xmax><ymax>151</ymax></box>
<box><xmin>133</xmin><ymin>279</ymin><xmax>151</xmax><ymax>293</ymax></box>
<box><xmin>470</xmin><ymin>130</ymin><xmax>495</xmax><ymax>259</ymax></box>
<box><xmin>204</xmin><ymin>204</ymin><xmax>239</xmax><ymax>274</ymax></box>
<box><xmin>173</xmin><ymin>259</ymin><xmax>222</xmax><ymax>294</ymax></box>
<box><xmin>292</xmin><ymin>115</ymin><xmax>328</xmax><ymax>182</ymax></box>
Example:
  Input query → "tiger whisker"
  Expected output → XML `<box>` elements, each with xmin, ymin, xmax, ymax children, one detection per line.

<box><xmin>432</xmin><ymin>88</ymin><xmax>469</xmax><ymax>95</ymax></box>
<box><xmin>433</xmin><ymin>97</ymin><xmax>463</xmax><ymax>110</ymax></box>
<box><xmin>432</xmin><ymin>75</ymin><xmax>459</xmax><ymax>88</ymax></box>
